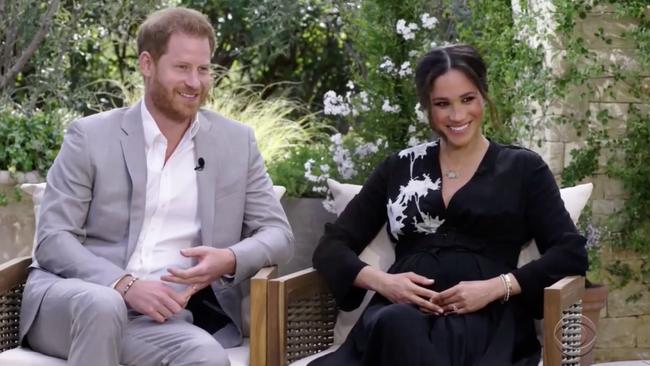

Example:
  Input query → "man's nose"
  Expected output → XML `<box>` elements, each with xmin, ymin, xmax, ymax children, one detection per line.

<box><xmin>185</xmin><ymin>70</ymin><xmax>201</xmax><ymax>89</ymax></box>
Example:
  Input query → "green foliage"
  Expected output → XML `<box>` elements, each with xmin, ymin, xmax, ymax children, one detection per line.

<box><xmin>608</xmin><ymin>105</ymin><xmax>650</xmax><ymax>254</ymax></box>
<box><xmin>7</xmin><ymin>0</ymin><xmax>168</xmax><ymax>113</ymax></box>
<box><xmin>0</xmin><ymin>106</ymin><xmax>72</xmax><ymax>173</ymax></box>
<box><xmin>267</xmin><ymin>144</ymin><xmax>334</xmax><ymax>197</ymax></box>
<box><xmin>548</xmin><ymin>0</ymin><xmax>650</xmax><ymax>289</ymax></box>
<box><xmin>181</xmin><ymin>0</ymin><xmax>355</xmax><ymax>111</ymax></box>
<box><xmin>453</xmin><ymin>0</ymin><xmax>549</xmax><ymax>143</ymax></box>
<box><xmin>206</xmin><ymin>71</ymin><xmax>328</xmax><ymax>165</ymax></box>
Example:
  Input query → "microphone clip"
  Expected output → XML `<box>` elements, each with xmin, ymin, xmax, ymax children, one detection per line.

<box><xmin>195</xmin><ymin>157</ymin><xmax>205</xmax><ymax>171</ymax></box>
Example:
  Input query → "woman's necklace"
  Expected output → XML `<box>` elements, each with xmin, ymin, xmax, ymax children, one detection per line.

<box><xmin>444</xmin><ymin>169</ymin><xmax>460</xmax><ymax>179</ymax></box>
<box><xmin>440</xmin><ymin>138</ymin><xmax>489</xmax><ymax>181</ymax></box>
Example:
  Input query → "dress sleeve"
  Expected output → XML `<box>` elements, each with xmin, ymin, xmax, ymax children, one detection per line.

<box><xmin>312</xmin><ymin>157</ymin><xmax>392</xmax><ymax>311</ymax></box>
<box><xmin>510</xmin><ymin>152</ymin><xmax>588</xmax><ymax>318</ymax></box>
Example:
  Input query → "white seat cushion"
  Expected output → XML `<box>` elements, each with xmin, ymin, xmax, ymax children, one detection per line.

<box><xmin>0</xmin><ymin>347</ymin><xmax>117</xmax><ymax>366</ymax></box>
<box><xmin>288</xmin><ymin>345</ymin><xmax>340</xmax><ymax>366</ymax></box>
<box><xmin>0</xmin><ymin>339</ymin><xmax>250</xmax><ymax>366</ymax></box>
<box><xmin>226</xmin><ymin>338</ymin><xmax>250</xmax><ymax>366</ymax></box>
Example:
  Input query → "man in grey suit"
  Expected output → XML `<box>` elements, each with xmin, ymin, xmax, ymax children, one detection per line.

<box><xmin>19</xmin><ymin>7</ymin><xmax>293</xmax><ymax>366</ymax></box>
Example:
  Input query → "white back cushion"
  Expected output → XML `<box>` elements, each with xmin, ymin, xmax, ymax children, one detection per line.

<box><xmin>327</xmin><ymin>178</ymin><xmax>593</xmax><ymax>344</ymax></box>
<box><xmin>327</xmin><ymin>179</ymin><xmax>395</xmax><ymax>344</ymax></box>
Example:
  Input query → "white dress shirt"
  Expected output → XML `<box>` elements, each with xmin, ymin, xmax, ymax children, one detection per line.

<box><xmin>123</xmin><ymin>102</ymin><xmax>201</xmax><ymax>293</ymax></box>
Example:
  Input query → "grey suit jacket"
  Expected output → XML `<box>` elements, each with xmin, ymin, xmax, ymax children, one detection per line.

<box><xmin>20</xmin><ymin>101</ymin><xmax>294</xmax><ymax>347</ymax></box>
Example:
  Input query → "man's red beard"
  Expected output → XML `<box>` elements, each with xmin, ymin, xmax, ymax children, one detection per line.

<box><xmin>149</xmin><ymin>75</ymin><xmax>209</xmax><ymax>123</ymax></box>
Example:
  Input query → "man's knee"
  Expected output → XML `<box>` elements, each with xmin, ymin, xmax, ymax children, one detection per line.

<box><xmin>70</xmin><ymin>282</ymin><xmax>127</xmax><ymax>330</ymax></box>
<box><xmin>175</xmin><ymin>337</ymin><xmax>230</xmax><ymax>366</ymax></box>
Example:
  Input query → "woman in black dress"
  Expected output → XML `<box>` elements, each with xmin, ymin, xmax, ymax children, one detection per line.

<box><xmin>310</xmin><ymin>45</ymin><xmax>588</xmax><ymax>366</ymax></box>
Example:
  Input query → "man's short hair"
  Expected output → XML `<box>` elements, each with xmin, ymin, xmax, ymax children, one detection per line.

<box><xmin>137</xmin><ymin>7</ymin><xmax>216</xmax><ymax>61</ymax></box>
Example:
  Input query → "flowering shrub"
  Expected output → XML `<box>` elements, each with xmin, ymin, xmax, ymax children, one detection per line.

<box><xmin>279</xmin><ymin>0</ymin><xmax>543</xmax><ymax>203</ymax></box>
<box><xmin>291</xmin><ymin>2</ymin><xmax>452</xmax><ymax>200</ymax></box>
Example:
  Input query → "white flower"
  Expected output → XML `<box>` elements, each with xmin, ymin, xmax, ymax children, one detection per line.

<box><xmin>381</xmin><ymin>99</ymin><xmax>401</xmax><ymax>113</ymax></box>
<box><xmin>430</xmin><ymin>40</ymin><xmax>438</xmax><ymax>48</ymax></box>
<box><xmin>323</xmin><ymin>91</ymin><xmax>351</xmax><ymax>116</ymax></box>
<box><xmin>408</xmin><ymin>50</ymin><xmax>418</xmax><ymax>58</ymax></box>
<box><xmin>355</xmin><ymin>141</ymin><xmax>380</xmax><ymax>158</ymax></box>
<box><xmin>396</xmin><ymin>19</ymin><xmax>418</xmax><ymax>40</ymax></box>
<box><xmin>378</xmin><ymin>57</ymin><xmax>395</xmax><ymax>74</ymax></box>
<box><xmin>407</xmin><ymin>136</ymin><xmax>421</xmax><ymax>147</ymax></box>
<box><xmin>415</xmin><ymin>102</ymin><xmax>428</xmax><ymax>124</ymax></box>
<box><xmin>358</xmin><ymin>91</ymin><xmax>370</xmax><ymax>111</ymax></box>
<box><xmin>322</xmin><ymin>197</ymin><xmax>336</xmax><ymax>214</ymax></box>
<box><xmin>398</xmin><ymin>61</ymin><xmax>412</xmax><ymax>77</ymax></box>
<box><xmin>329</xmin><ymin>137</ymin><xmax>357</xmax><ymax>180</ymax></box>
<box><xmin>346</xmin><ymin>80</ymin><xmax>355</xmax><ymax>90</ymax></box>
<box><xmin>421</xmin><ymin>13</ymin><xmax>438</xmax><ymax>29</ymax></box>
<box><xmin>330</xmin><ymin>133</ymin><xmax>343</xmax><ymax>145</ymax></box>
<box><xmin>407</xmin><ymin>125</ymin><xmax>416</xmax><ymax>133</ymax></box>
<box><xmin>319</xmin><ymin>164</ymin><xmax>330</xmax><ymax>173</ymax></box>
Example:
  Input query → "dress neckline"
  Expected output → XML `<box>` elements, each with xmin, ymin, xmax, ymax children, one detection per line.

<box><xmin>436</xmin><ymin>140</ymin><xmax>497</xmax><ymax>210</ymax></box>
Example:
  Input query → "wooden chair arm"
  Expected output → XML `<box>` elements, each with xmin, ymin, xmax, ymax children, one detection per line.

<box><xmin>249</xmin><ymin>265</ymin><xmax>277</xmax><ymax>366</ymax></box>
<box><xmin>0</xmin><ymin>256</ymin><xmax>32</xmax><ymax>353</ymax></box>
<box><xmin>268</xmin><ymin>268</ymin><xmax>337</xmax><ymax>366</ymax></box>
<box><xmin>0</xmin><ymin>256</ymin><xmax>32</xmax><ymax>295</ymax></box>
<box><xmin>543</xmin><ymin>275</ymin><xmax>585</xmax><ymax>366</ymax></box>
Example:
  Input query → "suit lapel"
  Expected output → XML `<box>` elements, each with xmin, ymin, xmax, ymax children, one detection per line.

<box><xmin>195</xmin><ymin>111</ymin><xmax>219</xmax><ymax>246</ymax></box>
<box><xmin>120</xmin><ymin>102</ymin><xmax>147</xmax><ymax>261</ymax></box>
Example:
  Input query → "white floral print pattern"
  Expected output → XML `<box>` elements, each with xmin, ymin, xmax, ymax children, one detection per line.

<box><xmin>388</xmin><ymin>141</ymin><xmax>445</xmax><ymax>236</ymax></box>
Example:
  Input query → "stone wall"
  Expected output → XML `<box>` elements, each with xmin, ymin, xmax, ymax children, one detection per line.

<box><xmin>515</xmin><ymin>1</ymin><xmax>650</xmax><ymax>362</ymax></box>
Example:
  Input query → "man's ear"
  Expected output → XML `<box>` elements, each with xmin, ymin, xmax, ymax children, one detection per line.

<box><xmin>139</xmin><ymin>51</ymin><xmax>154</xmax><ymax>78</ymax></box>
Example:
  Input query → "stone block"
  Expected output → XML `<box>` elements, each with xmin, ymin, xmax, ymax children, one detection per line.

<box><xmin>591</xmin><ymin>199</ymin><xmax>624</xmax><ymax>216</ymax></box>
<box><xmin>603</xmin><ymin>178</ymin><xmax>627</xmax><ymax>200</ymax></box>
<box><xmin>589</xmin><ymin>174</ymin><xmax>609</xmax><ymax>200</ymax></box>
<box><xmin>592</xmin><ymin>49</ymin><xmax>647</xmax><ymax>76</ymax></box>
<box><xmin>588</xmin><ymin>102</ymin><xmax>630</xmax><ymax>138</ymax></box>
<box><xmin>589</xmin><ymin>77</ymin><xmax>650</xmax><ymax>103</ymax></box>
<box><xmin>579</xmin><ymin>14</ymin><xmax>638</xmax><ymax>49</ymax></box>
<box><xmin>606</xmin><ymin>282</ymin><xmax>650</xmax><ymax>318</ymax></box>
<box><xmin>596</xmin><ymin>316</ymin><xmax>637</xmax><ymax>348</ymax></box>
<box><xmin>536</xmin><ymin>142</ymin><xmax>565</xmax><ymax>175</ymax></box>
<box><xmin>545</xmin><ymin>120</ymin><xmax>581</xmax><ymax>143</ymax></box>
<box><xmin>598</xmin><ymin>147</ymin><xmax>625</xmax><ymax>170</ymax></box>
<box><xmin>594</xmin><ymin>347</ymin><xmax>650</xmax><ymax>362</ymax></box>
<box><xmin>637</xmin><ymin>316</ymin><xmax>650</xmax><ymax>348</ymax></box>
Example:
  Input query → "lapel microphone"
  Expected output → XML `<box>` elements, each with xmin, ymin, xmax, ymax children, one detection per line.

<box><xmin>195</xmin><ymin>157</ymin><xmax>205</xmax><ymax>171</ymax></box>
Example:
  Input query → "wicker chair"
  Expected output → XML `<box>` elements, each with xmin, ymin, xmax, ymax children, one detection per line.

<box><xmin>267</xmin><ymin>268</ymin><xmax>586</xmax><ymax>366</ymax></box>
<box><xmin>0</xmin><ymin>256</ymin><xmax>276</xmax><ymax>366</ymax></box>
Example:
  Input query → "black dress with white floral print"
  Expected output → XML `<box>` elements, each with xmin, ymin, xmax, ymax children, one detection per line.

<box><xmin>311</xmin><ymin>140</ymin><xmax>588</xmax><ymax>366</ymax></box>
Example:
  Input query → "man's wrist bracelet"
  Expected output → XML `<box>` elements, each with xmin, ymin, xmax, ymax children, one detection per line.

<box><xmin>122</xmin><ymin>276</ymin><xmax>138</xmax><ymax>297</ymax></box>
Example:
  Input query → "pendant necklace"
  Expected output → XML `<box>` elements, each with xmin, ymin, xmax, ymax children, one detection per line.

<box><xmin>444</xmin><ymin>169</ymin><xmax>460</xmax><ymax>179</ymax></box>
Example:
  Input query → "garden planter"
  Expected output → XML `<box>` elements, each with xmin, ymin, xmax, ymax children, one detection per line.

<box><xmin>280</xmin><ymin>197</ymin><xmax>336</xmax><ymax>275</ymax></box>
